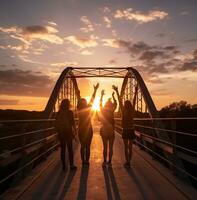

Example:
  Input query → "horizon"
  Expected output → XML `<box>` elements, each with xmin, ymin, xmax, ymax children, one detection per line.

<box><xmin>0</xmin><ymin>0</ymin><xmax>196</xmax><ymax>111</ymax></box>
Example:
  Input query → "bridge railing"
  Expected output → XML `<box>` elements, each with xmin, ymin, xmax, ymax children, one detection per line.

<box><xmin>115</xmin><ymin>117</ymin><xmax>197</xmax><ymax>187</ymax></box>
<box><xmin>0</xmin><ymin>119</ymin><xmax>58</xmax><ymax>195</ymax></box>
<box><xmin>1</xmin><ymin>117</ymin><xmax>196</xmax><ymax>193</ymax></box>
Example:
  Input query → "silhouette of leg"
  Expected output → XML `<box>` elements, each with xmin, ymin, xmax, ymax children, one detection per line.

<box><xmin>66</xmin><ymin>139</ymin><xmax>74</xmax><ymax>166</ymax></box>
<box><xmin>123</xmin><ymin>139</ymin><xmax>129</xmax><ymax>163</ymax></box>
<box><xmin>80</xmin><ymin>145</ymin><xmax>85</xmax><ymax>163</ymax></box>
<box><xmin>86</xmin><ymin>145</ymin><xmax>90</xmax><ymax>162</ymax></box>
<box><xmin>108</xmin><ymin>135</ymin><xmax>115</xmax><ymax>163</ymax></box>
<box><xmin>102</xmin><ymin>136</ymin><xmax>107</xmax><ymax>162</ymax></box>
<box><xmin>128</xmin><ymin>140</ymin><xmax>133</xmax><ymax>162</ymax></box>
<box><xmin>60</xmin><ymin>140</ymin><xmax>66</xmax><ymax>170</ymax></box>
<box><xmin>85</xmin><ymin>134</ymin><xmax>92</xmax><ymax>162</ymax></box>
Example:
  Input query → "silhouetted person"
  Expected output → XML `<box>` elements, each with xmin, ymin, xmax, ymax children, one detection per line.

<box><xmin>113</xmin><ymin>85</ymin><xmax>138</xmax><ymax>167</ymax></box>
<box><xmin>77</xmin><ymin>83</ymin><xmax>99</xmax><ymax>165</ymax></box>
<box><xmin>100</xmin><ymin>90</ymin><xmax>117</xmax><ymax>166</ymax></box>
<box><xmin>55</xmin><ymin>99</ymin><xmax>77</xmax><ymax>171</ymax></box>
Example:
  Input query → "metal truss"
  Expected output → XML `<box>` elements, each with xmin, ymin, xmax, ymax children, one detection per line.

<box><xmin>71</xmin><ymin>67</ymin><xmax>128</xmax><ymax>78</ymax></box>
<box><xmin>44</xmin><ymin>67</ymin><xmax>158</xmax><ymax>119</ymax></box>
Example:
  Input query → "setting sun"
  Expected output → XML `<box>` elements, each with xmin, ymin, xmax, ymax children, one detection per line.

<box><xmin>92</xmin><ymin>97</ymin><xmax>100</xmax><ymax>111</ymax></box>
<box><xmin>85</xmin><ymin>96</ymin><xmax>109</xmax><ymax>111</ymax></box>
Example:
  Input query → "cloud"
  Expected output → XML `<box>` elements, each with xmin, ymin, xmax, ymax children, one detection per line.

<box><xmin>176</xmin><ymin>50</ymin><xmax>197</xmax><ymax>72</ymax></box>
<box><xmin>47</xmin><ymin>21</ymin><xmax>58</xmax><ymax>26</ymax></box>
<box><xmin>21</xmin><ymin>25</ymin><xmax>63</xmax><ymax>44</ymax></box>
<box><xmin>103</xmin><ymin>16</ymin><xmax>112</xmax><ymax>28</ymax></box>
<box><xmin>103</xmin><ymin>6</ymin><xmax>111</xmax><ymax>13</ymax></box>
<box><xmin>180</xmin><ymin>62</ymin><xmax>197</xmax><ymax>72</ymax></box>
<box><xmin>0</xmin><ymin>24</ymin><xmax>64</xmax><ymax>63</ymax></box>
<box><xmin>114</xmin><ymin>8</ymin><xmax>168</xmax><ymax>23</ymax></box>
<box><xmin>193</xmin><ymin>50</ymin><xmax>197</xmax><ymax>60</ymax></box>
<box><xmin>0</xmin><ymin>25</ymin><xmax>63</xmax><ymax>45</ymax></box>
<box><xmin>0</xmin><ymin>44</ymin><xmax>29</xmax><ymax>54</ymax></box>
<box><xmin>80</xmin><ymin>49</ymin><xmax>94</xmax><ymax>55</ymax></box>
<box><xmin>50</xmin><ymin>61</ymin><xmax>78</xmax><ymax>67</ymax></box>
<box><xmin>22</xmin><ymin>26</ymin><xmax>48</xmax><ymax>35</ymax></box>
<box><xmin>80</xmin><ymin>16</ymin><xmax>94</xmax><ymax>33</ymax></box>
<box><xmin>0</xmin><ymin>69</ymin><xmax>54</xmax><ymax>97</ymax></box>
<box><xmin>139</xmin><ymin>50</ymin><xmax>169</xmax><ymax>62</ymax></box>
<box><xmin>112</xmin><ymin>29</ymin><xmax>117</xmax><ymax>37</ymax></box>
<box><xmin>147</xmin><ymin>78</ymin><xmax>163</xmax><ymax>84</ymax></box>
<box><xmin>0</xmin><ymin>27</ymin><xmax>17</xmax><ymax>34</ymax></box>
<box><xmin>65</xmin><ymin>35</ymin><xmax>98</xmax><ymax>48</ymax></box>
<box><xmin>102</xmin><ymin>39</ymin><xmax>122</xmax><ymax>48</ymax></box>
<box><xmin>0</xmin><ymin>99</ymin><xmax>19</xmax><ymax>105</ymax></box>
<box><xmin>104</xmin><ymin>38</ymin><xmax>196</xmax><ymax>80</ymax></box>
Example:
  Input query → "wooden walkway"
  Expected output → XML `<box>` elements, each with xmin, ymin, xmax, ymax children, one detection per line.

<box><xmin>2</xmin><ymin>123</ymin><xmax>197</xmax><ymax>200</ymax></box>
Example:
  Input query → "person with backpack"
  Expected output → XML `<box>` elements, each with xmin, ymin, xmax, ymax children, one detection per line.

<box><xmin>77</xmin><ymin>83</ymin><xmax>99</xmax><ymax>165</ymax></box>
<box><xmin>55</xmin><ymin>99</ymin><xmax>77</xmax><ymax>171</ymax></box>
<box><xmin>112</xmin><ymin>85</ymin><xmax>138</xmax><ymax>167</ymax></box>
<box><xmin>99</xmin><ymin>90</ymin><xmax>117</xmax><ymax>166</ymax></box>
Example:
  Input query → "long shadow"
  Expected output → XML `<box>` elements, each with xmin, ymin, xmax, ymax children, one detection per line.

<box><xmin>102</xmin><ymin>166</ymin><xmax>113</xmax><ymax>200</ymax></box>
<box><xmin>127</xmin><ymin>165</ymin><xmax>163</xmax><ymax>199</ymax></box>
<box><xmin>32</xmin><ymin>162</ymin><xmax>65</xmax><ymax>199</ymax></box>
<box><xmin>124</xmin><ymin>167</ymin><xmax>147</xmax><ymax>200</ymax></box>
<box><xmin>108</xmin><ymin>167</ymin><xmax>121</xmax><ymax>200</ymax></box>
<box><xmin>59</xmin><ymin>168</ymin><xmax>77</xmax><ymax>199</ymax></box>
<box><xmin>77</xmin><ymin>165</ymin><xmax>89</xmax><ymax>200</ymax></box>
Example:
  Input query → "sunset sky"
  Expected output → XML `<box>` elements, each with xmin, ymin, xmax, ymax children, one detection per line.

<box><xmin>0</xmin><ymin>0</ymin><xmax>196</xmax><ymax>111</ymax></box>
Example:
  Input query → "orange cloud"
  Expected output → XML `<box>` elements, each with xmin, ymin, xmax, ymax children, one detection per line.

<box><xmin>80</xmin><ymin>16</ymin><xmax>94</xmax><ymax>33</ymax></box>
<box><xmin>103</xmin><ymin>16</ymin><xmax>112</xmax><ymax>28</ymax></box>
<box><xmin>50</xmin><ymin>61</ymin><xmax>78</xmax><ymax>67</ymax></box>
<box><xmin>114</xmin><ymin>8</ymin><xmax>168</xmax><ymax>23</ymax></box>
<box><xmin>102</xmin><ymin>38</ymin><xmax>121</xmax><ymax>48</ymax></box>
<box><xmin>0</xmin><ymin>27</ymin><xmax>18</xmax><ymax>35</ymax></box>
<box><xmin>47</xmin><ymin>21</ymin><xmax>58</xmax><ymax>26</ymax></box>
<box><xmin>0</xmin><ymin>25</ymin><xmax>63</xmax><ymax>45</ymax></box>
<box><xmin>80</xmin><ymin>49</ymin><xmax>94</xmax><ymax>55</ymax></box>
<box><xmin>21</xmin><ymin>25</ymin><xmax>63</xmax><ymax>44</ymax></box>
<box><xmin>0</xmin><ymin>24</ymin><xmax>63</xmax><ymax>63</ymax></box>
<box><xmin>65</xmin><ymin>35</ymin><xmax>98</xmax><ymax>48</ymax></box>
<box><xmin>103</xmin><ymin>6</ymin><xmax>111</xmax><ymax>13</ymax></box>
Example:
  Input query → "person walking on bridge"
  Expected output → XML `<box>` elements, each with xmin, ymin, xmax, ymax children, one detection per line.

<box><xmin>55</xmin><ymin>99</ymin><xmax>77</xmax><ymax>171</ymax></box>
<box><xmin>113</xmin><ymin>85</ymin><xmax>138</xmax><ymax>167</ymax></box>
<box><xmin>99</xmin><ymin>90</ymin><xmax>117</xmax><ymax>166</ymax></box>
<box><xmin>77</xmin><ymin>83</ymin><xmax>99</xmax><ymax>165</ymax></box>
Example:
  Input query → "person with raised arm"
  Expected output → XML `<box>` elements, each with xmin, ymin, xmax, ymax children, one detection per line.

<box><xmin>77</xmin><ymin>83</ymin><xmax>99</xmax><ymax>165</ymax></box>
<box><xmin>112</xmin><ymin>85</ymin><xmax>138</xmax><ymax>167</ymax></box>
<box><xmin>55</xmin><ymin>99</ymin><xmax>77</xmax><ymax>171</ymax></box>
<box><xmin>99</xmin><ymin>90</ymin><xmax>117</xmax><ymax>166</ymax></box>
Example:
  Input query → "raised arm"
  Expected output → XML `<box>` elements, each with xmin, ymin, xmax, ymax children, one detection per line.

<box><xmin>112</xmin><ymin>92</ymin><xmax>117</xmax><ymax>111</ymax></box>
<box><xmin>77</xmin><ymin>89</ymin><xmax>81</xmax><ymax>110</ymax></box>
<box><xmin>112</xmin><ymin>85</ymin><xmax>123</xmax><ymax>112</ymax></box>
<box><xmin>89</xmin><ymin>83</ymin><xmax>99</xmax><ymax>106</ymax></box>
<box><xmin>100</xmin><ymin>89</ymin><xmax>105</xmax><ymax>110</ymax></box>
<box><xmin>132</xmin><ymin>86</ymin><xmax>138</xmax><ymax>113</ymax></box>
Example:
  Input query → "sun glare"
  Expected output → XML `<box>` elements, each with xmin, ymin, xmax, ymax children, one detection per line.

<box><xmin>92</xmin><ymin>97</ymin><xmax>100</xmax><ymax>111</ymax></box>
<box><xmin>85</xmin><ymin>96</ymin><xmax>109</xmax><ymax>111</ymax></box>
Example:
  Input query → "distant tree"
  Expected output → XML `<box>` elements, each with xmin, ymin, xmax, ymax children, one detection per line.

<box><xmin>192</xmin><ymin>104</ymin><xmax>197</xmax><ymax>109</ymax></box>
<box><xmin>160</xmin><ymin>101</ymin><xmax>197</xmax><ymax>117</ymax></box>
<box><xmin>161</xmin><ymin>101</ymin><xmax>191</xmax><ymax>112</ymax></box>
